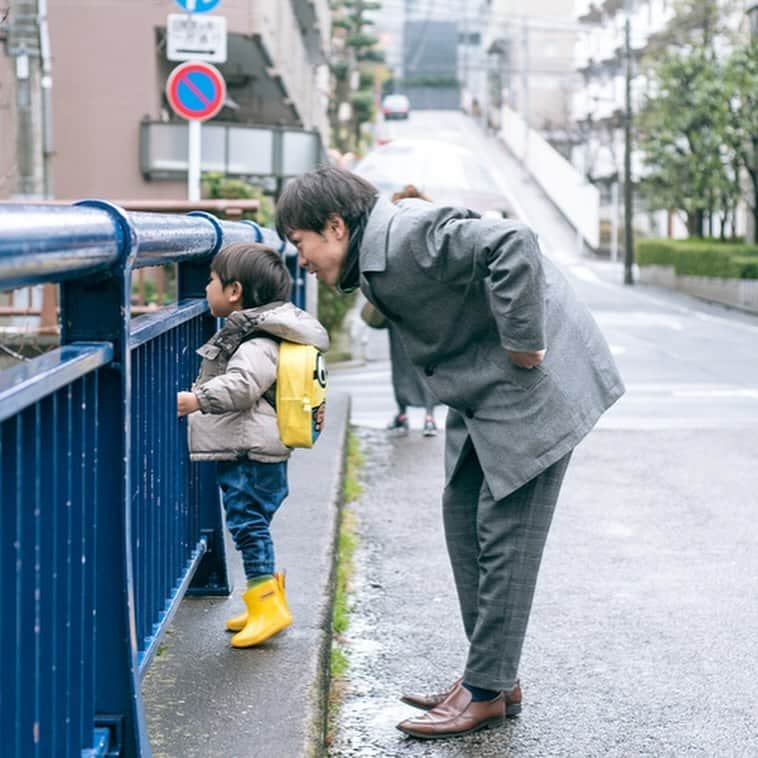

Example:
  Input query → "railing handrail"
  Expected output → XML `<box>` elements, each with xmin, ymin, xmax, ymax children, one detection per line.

<box><xmin>0</xmin><ymin>202</ymin><xmax>305</xmax><ymax>756</ymax></box>
<box><xmin>0</xmin><ymin>201</ymin><xmax>297</xmax><ymax>292</ymax></box>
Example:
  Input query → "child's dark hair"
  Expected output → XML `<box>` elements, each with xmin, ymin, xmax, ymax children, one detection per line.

<box><xmin>275</xmin><ymin>166</ymin><xmax>378</xmax><ymax>239</ymax></box>
<box><xmin>211</xmin><ymin>243</ymin><xmax>292</xmax><ymax>309</ymax></box>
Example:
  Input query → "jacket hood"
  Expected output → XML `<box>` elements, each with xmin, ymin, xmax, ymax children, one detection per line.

<box><xmin>225</xmin><ymin>301</ymin><xmax>330</xmax><ymax>352</ymax></box>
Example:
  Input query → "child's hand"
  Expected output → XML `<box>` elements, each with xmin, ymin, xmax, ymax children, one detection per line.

<box><xmin>177</xmin><ymin>391</ymin><xmax>200</xmax><ymax>417</ymax></box>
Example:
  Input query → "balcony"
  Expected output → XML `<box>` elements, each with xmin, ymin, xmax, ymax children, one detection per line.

<box><xmin>139</xmin><ymin>121</ymin><xmax>325</xmax><ymax>182</ymax></box>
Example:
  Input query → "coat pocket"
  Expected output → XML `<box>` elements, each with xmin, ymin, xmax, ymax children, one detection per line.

<box><xmin>476</xmin><ymin>344</ymin><xmax>547</xmax><ymax>392</ymax></box>
<box><xmin>188</xmin><ymin>410</ymin><xmax>254</xmax><ymax>458</ymax></box>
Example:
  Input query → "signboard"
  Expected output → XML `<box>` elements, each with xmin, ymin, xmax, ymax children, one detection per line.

<box><xmin>166</xmin><ymin>61</ymin><xmax>226</xmax><ymax>121</ymax></box>
<box><xmin>167</xmin><ymin>14</ymin><xmax>227</xmax><ymax>62</ymax></box>
<box><xmin>173</xmin><ymin>0</ymin><xmax>221</xmax><ymax>12</ymax></box>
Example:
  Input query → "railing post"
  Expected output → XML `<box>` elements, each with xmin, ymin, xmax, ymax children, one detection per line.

<box><xmin>1</xmin><ymin>202</ymin><xmax>310</xmax><ymax>755</ymax></box>
<box><xmin>61</xmin><ymin>200</ymin><xmax>148</xmax><ymax>756</ymax></box>
<box><xmin>180</xmin><ymin>210</ymin><xmax>232</xmax><ymax>596</ymax></box>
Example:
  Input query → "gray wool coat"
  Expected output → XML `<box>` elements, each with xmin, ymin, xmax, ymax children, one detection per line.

<box><xmin>358</xmin><ymin>196</ymin><xmax>625</xmax><ymax>501</ymax></box>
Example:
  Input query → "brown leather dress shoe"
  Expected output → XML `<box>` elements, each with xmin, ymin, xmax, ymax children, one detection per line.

<box><xmin>401</xmin><ymin>677</ymin><xmax>522</xmax><ymax>717</ymax></box>
<box><xmin>397</xmin><ymin>683</ymin><xmax>506</xmax><ymax>740</ymax></box>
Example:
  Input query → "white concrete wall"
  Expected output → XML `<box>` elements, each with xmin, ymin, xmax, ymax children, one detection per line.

<box><xmin>501</xmin><ymin>104</ymin><xmax>599</xmax><ymax>249</ymax></box>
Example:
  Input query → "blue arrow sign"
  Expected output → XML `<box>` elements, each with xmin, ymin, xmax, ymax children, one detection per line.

<box><xmin>174</xmin><ymin>0</ymin><xmax>221</xmax><ymax>13</ymax></box>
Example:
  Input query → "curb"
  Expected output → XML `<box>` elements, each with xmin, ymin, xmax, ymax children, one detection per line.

<box><xmin>302</xmin><ymin>393</ymin><xmax>351</xmax><ymax>757</ymax></box>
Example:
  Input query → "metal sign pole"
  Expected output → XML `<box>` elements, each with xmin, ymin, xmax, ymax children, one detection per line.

<box><xmin>188</xmin><ymin>119</ymin><xmax>201</xmax><ymax>201</ymax></box>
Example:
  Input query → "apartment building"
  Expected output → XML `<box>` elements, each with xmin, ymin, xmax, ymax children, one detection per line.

<box><xmin>369</xmin><ymin>0</ymin><xmax>489</xmax><ymax>111</ymax></box>
<box><xmin>572</xmin><ymin>0</ymin><xmax>673</xmax><ymax>228</ymax></box>
<box><xmin>483</xmin><ymin>0</ymin><xmax>577</xmax><ymax>140</ymax></box>
<box><xmin>0</xmin><ymin>0</ymin><xmax>331</xmax><ymax>200</ymax></box>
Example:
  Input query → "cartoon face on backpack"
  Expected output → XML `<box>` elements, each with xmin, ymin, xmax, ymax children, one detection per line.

<box><xmin>314</xmin><ymin>352</ymin><xmax>327</xmax><ymax>389</ymax></box>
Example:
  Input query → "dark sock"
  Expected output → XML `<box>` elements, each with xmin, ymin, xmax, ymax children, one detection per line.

<box><xmin>462</xmin><ymin>682</ymin><xmax>499</xmax><ymax>702</ymax></box>
<box><xmin>247</xmin><ymin>574</ymin><xmax>273</xmax><ymax>589</ymax></box>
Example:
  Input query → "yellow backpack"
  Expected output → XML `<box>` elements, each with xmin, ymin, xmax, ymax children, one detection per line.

<box><xmin>275</xmin><ymin>342</ymin><xmax>328</xmax><ymax>448</ymax></box>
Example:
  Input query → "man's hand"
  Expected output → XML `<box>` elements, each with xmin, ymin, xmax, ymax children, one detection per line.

<box><xmin>177</xmin><ymin>391</ymin><xmax>200</xmax><ymax>417</ymax></box>
<box><xmin>506</xmin><ymin>349</ymin><xmax>546</xmax><ymax>369</ymax></box>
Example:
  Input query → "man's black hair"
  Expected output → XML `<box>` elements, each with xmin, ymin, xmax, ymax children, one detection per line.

<box><xmin>211</xmin><ymin>242</ymin><xmax>292</xmax><ymax>309</ymax></box>
<box><xmin>275</xmin><ymin>166</ymin><xmax>379</xmax><ymax>239</ymax></box>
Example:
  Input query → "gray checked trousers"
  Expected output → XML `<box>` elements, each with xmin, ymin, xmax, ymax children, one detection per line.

<box><xmin>442</xmin><ymin>440</ymin><xmax>572</xmax><ymax>692</ymax></box>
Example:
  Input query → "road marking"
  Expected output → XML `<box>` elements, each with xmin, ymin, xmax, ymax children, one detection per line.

<box><xmin>593</xmin><ymin>311</ymin><xmax>685</xmax><ymax>331</ymax></box>
<box><xmin>584</xmin><ymin>266</ymin><xmax>758</xmax><ymax>336</ymax></box>
<box><xmin>623</xmin><ymin>382</ymin><xmax>758</xmax><ymax>397</ymax></box>
<box><xmin>596</xmin><ymin>415</ymin><xmax>758</xmax><ymax>430</ymax></box>
<box><xmin>672</xmin><ymin>388</ymin><xmax>758</xmax><ymax>399</ymax></box>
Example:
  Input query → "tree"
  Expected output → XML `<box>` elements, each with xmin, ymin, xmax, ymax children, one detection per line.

<box><xmin>329</xmin><ymin>0</ymin><xmax>384</xmax><ymax>155</ymax></box>
<box><xmin>634</xmin><ymin>0</ymin><xmax>756</xmax><ymax>238</ymax></box>
<box><xmin>638</xmin><ymin>48</ymin><xmax>739</xmax><ymax>237</ymax></box>
<box><xmin>643</xmin><ymin>0</ymin><xmax>739</xmax><ymax>57</ymax></box>
<box><xmin>724</xmin><ymin>43</ymin><xmax>758</xmax><ymax>241</ymax></box>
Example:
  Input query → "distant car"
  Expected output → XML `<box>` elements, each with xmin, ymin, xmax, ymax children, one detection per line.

<box><xmin>382</xmin><ymin>94</ymin><xmax>410</xmax><ymax>120</ymax></box>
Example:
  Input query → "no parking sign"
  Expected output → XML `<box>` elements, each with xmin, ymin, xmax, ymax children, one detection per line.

<box><xmin>174</xmin><ymin>0</ymin><xmax>221</xmax><ymax>12</ymax></box>
<box><xmin>166</xmin><ymin>61</ymin><xmax>226</xmax><ymax>121</ymax></box>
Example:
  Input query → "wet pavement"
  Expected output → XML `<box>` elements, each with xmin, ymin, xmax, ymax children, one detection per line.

<box><xmin>326</xmin><ymin>425</ymin><xmax>758</xmax><ymax>757</ymax></box>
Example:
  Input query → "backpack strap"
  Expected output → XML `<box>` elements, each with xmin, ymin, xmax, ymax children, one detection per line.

<box><xmin>263</xmin><ymin>385</ymin><xmax>277</xmax><ymax>409</ymax></box>
<box><xmin>241</xmin><ymin>332</ymin><xmax>280</xmax><ymax>409</ymax></box>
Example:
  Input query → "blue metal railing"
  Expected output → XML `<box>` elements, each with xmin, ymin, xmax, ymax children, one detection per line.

<box><xmin>0</xmin><ymin>201</ymin><xmax>302</xmax><ymax>757</ymax></box>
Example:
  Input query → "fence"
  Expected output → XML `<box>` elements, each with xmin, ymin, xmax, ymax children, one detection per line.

<box><xmin>0</xmin><ymin>201</ymin><xmax>301</xmax><ymax>757</ymax></box>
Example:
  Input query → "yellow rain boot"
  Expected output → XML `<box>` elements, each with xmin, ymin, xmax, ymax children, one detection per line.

<box><xmin>225</xmin><ymin>572</ymin><xmax>288</xmax><ymax>632</ymax></box>
<box><xmin>225</xmin><ymin>607</ymin><xmax>247</xmax><ymax>633</ymax></box>
<box><xmin>231</xmin><ymin>576</ymin><xmax>293</xmax><ymax>648</ymax></box>
<box><xmin>276</xmin><ymin>571</ymin><xmax>292</xmax><ymax>620</ymax></box>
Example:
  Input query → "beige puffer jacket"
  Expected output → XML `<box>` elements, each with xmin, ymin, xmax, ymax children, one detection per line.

<box><xmin>187</xmin><ymin>301</ymin><xmax>329</xmax><ymax>462</ymax></box>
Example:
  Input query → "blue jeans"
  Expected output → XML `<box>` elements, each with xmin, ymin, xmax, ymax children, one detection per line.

<box><xmin>216</xmin><ymin>459</ymin><xmax>289</xmax><ymax>580</ymax></box>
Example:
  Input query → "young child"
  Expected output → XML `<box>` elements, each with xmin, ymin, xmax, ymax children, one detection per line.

<box><xmin>177</xmin><ymin>242</ymin><xmax>329</xmax><ymax>648</ymax></box>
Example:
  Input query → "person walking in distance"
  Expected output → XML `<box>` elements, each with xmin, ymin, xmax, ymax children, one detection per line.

<box><xmin>275</xmin><ymin>167</ymin><xmax>624</xmax><ymax>740</ymax></box>
<box><xmin>384</xmin><ymin>184</ymin><xmax>439</xmax><ymax>437</ymax></box>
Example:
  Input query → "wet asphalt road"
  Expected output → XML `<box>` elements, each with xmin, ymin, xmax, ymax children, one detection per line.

<box><xmin>326</xmin><ymin>424</ymin><xmax>758</xmax><ymax>757</ymax></box>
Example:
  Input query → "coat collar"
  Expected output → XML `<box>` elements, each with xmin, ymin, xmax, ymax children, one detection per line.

<box><xmin>359</xmin><ymin>196</ymin><xmax>399</xmax><ymax>273</ymax></box>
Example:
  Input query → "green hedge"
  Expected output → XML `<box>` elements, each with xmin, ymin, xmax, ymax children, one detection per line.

<box><xmin>637</xmin><ymin>239</ymin><xmax>758</xmax><ymax>279</ymax></box>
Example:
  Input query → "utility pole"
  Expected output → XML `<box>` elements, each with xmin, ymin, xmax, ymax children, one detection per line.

<box><xmin>462</xmin><ymin>0</ymin><xmax>468</xmax><ymax>92</ymax></box>
<box><xmin>746</xmin><ymin>3</ymin><xmax>758</xmax><ymax>244</ymax></box>
<box><xmin>9</xmin><ymin>0</ymin><xmax>44</xmax><ymax>198</ymax></box>
<box><xmin>623</xmin><ymin>8</ymin><xmax>634</xmax><ymax>285</ymax></box>
<box><xmin>39</xmin><ymin>0</ymin><xmax>54</xmax><ymax>199</ymax></box>
<box><xmin>521</xmin><ymin>18</ymin><xmax>529</xmax><ymax>163</ymax></box>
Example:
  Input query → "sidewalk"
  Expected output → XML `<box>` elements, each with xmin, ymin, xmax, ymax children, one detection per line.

<box><xmin>142</xmin><ymin>392</ymin><xmax>350</xmax><ymax>758</ymax></box>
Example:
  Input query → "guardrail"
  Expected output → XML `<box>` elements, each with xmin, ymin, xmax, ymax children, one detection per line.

<box><xmin>0</xmin><ymin>201</ymin><xmax>301</xmax><ymax>757</ymax></box>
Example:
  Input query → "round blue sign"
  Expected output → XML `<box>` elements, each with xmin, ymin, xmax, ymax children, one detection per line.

<box><xmin>174</xmin><ymin>0</ymin><xmax>221</xmax><ymax>13</ymax></box>
<box><xmin>166</xmin><ymin>62</ymin><xmax>226</xmax><ymax>121</ymax></box>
